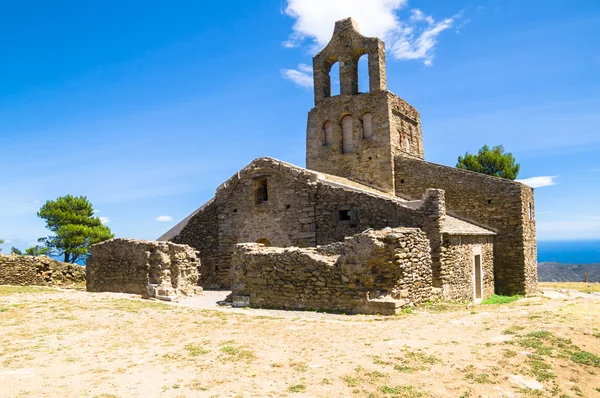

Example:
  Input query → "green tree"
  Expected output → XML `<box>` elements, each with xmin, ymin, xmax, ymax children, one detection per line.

<box><xmin>37</xmin><ymin>195</ymin><xmax>114</xmax><ymax>263</ymax></box>
<box><xmin>456</xmin><ymin>145</ymin><xmax>520</xmax><ymax>180</ymax></box>
<box><xmin>10</xmin><ymin>247</ymin><xmax>23</xmax><ymax>255</ymax></box>
<box><xmin>0</xmin><ymin>239</ymin><xmax>4</xmax><ymax>252</ymax></box>
<box><xmin>25</xmin><ymin>245</ymin><xmax>49</xmax><ymax>256</ymax></box>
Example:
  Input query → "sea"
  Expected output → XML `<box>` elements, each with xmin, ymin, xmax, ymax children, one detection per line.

<box><xmin>537</xmin><ymin>240</ymin><xmax>600</xmax><ymax>264</ymax></box>
<box><xmin>51</xmin><ymin>240</ymin><xmax>600</xmax><ymax>265</ymax></box>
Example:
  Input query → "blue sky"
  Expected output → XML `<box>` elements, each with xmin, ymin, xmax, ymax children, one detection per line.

<box><xmin>1</xmin><ymin>0</ymin><xmax>599</xmax><ymax>251</ymax></box>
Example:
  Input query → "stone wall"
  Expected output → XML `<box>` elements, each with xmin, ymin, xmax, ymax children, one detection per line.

<box><xmin>169</xmin><ymin>158</ymin><xmax>447</xmax><ymax>288</ymax></box>
<box><xmin>86</xmin><ymin>238</ymin><xmax>201</xmax><ymax>300</ymax></box>
<box><xmin>0</xmin><ymin>253</ymin><xmax>85</xmax><ymax>286</ymax></box>
<box><xmin>440</xmin><ymin>235</ymin><xmax>494</xmax><ymax>301</ymax></box>
<box><xmin>395</xmin><ymin>156</ymin><xmax>538</xmax><ymax>295</ymax></box>
<box><xmin>231</xmin><ymin>228</ymin><xmax>434</xmax><ymax>315</ymax></box>
<box><xmin>171</xmin><ymin>199</ymin><xmax>221</xmax><ymax>288</ymax></box>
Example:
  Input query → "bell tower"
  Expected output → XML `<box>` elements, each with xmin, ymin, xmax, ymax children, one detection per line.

<box><xmin>306</xmin><ymin>18</ymin><xmax>424</xmax><ymax>193</ymax></box>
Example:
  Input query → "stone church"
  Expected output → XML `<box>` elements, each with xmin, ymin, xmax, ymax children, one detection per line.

<box><xmin>159</xmin><ymin>18</ymin><xmax>537</xmax><ymax>308</ymax></box>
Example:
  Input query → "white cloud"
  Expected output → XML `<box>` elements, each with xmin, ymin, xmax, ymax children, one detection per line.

<box><xmin>155</xmin><ymin>216</ymin><xmax>173</xmax><ymax>222</ymax></box>
<box><xmin>99</xmin><ymin>216</ymin><xmax>110</xmax><ymax>224</ymax></box>
<box><xmin>516</xmin><ymin>176</ymin><xmax>557</xmax><ymax>188</ymax></box>
<box><xmin>283</xmin><ymin>0</ymin><xmax>459</xmax><ymax>66</ymax></box>
<box><xmin>93</xmin><ymin>209</ymin><xmax>101</xmax><ymax>214</ymax></box>
<box><xmin>281</xmin><ymin>64</ymin><xmax>313</xmax><ymax>88</ymax></box>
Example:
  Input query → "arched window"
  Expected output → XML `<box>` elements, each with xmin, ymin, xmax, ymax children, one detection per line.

<box><xmin>341</xmin><ymin>115</ymin><xmax>354</xmax><ymax>153</ymax></box>
<box><xmin>322</xmin><ymin>121</ymin><xmax>333</xmax><ymax>146</ymax></box>
<box><xmin>330</xmin><ymin>61</ymin><xmax>340</xmax><ymax>96</ymax></box>
<box><xmin>255</xmin><ymin>238</ymin><xmax>271</xmax><ymax>247</ymax></box>
<box><xmin>362</xmin><ymin>113</ymin><xmax>373</xmax><ymax>139</ymax></box>
<box><xmin>357</xmin><ymin>54</ymin><xmax>369</xmax><ymax>93</ymax></box>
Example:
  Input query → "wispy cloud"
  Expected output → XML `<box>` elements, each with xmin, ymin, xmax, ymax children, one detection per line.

<box><xmin>281</xmin><ymin>64</ymin><xmax>313</xmax><ymax>88</ymax></box>
<box><xmin>283</xmin><ymin>0</ymin><xmax>460</xmax><ymax>67</ymax></box>
<box><xmin>516</xmin><ymin>176</ymin><xmax>557</xmax><ymax>188</ymax></box>
<box><xmin>99</xmin><ymin>216</ymin><xmax>110</xmax><ymax>224</ymax></box>
<box><xmin>155</xmin><ymin>216</ymin><xmax>173</xmax><ymax>222</ymax></box>
<box><xmin>93</xmin><ymin>209</ymin><xmax>101</xmax><ymax>214</ymax></box>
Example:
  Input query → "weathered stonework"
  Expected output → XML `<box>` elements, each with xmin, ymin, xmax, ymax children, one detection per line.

<box><xmin>0</xmin><ymin>253</ymin><xmax>85</xmax><ymax>286</ymax></box>
<box><xmin>86</xmin><ymin>238</ymin><xmax>201</xmax><ymax>300</ymax></box>
<box><xmin>160</xmin><ymin>17</ymin><xmax>536</xmax><ymax>305</ymax></box>
<box><xmin>395</xmin><ymin>157</ymin><xmax>537</xmax><ymax>295</ymax></box>
<box><xmin>440</xmin><ymin>235</ymin><xmax>494</xmax><ymax>301</ymax></box>
<box><xmin>164</xmin><ymin>158</ymin><xmax>485</xmax><ymax>289</ymax></box>
<box><xmin>307</xmin><ymin>18</ymin><xmax>424</xmax><ymax>194</ymax></box>
<box><xmin>232</xmin><ymin>228</ymin><xmax>435</xmax><ymax>315</ymax></box>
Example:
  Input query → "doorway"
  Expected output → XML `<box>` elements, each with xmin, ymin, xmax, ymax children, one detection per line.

<box><xmin>474</xmin><ymin>254</ymin><xmax>483</xmax><ymax>302</ymax></box>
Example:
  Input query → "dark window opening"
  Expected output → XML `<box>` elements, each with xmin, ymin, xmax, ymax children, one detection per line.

<box><xmin>400</xmin><ymin>179</ymin><xmax>405</xmax><ymax>184</ymax></box>
<box><xmin>338</xmin><ymin>209</ymin><xmax>352</xmax><ymax>221</ymax></box>
<box><xmin>256</xmin><ymin>238</ymin><xmax>271</xmax><ymax>247</ymax></box>
<box><xmin>285</xmin><ymin>204</ymin><xmax>291</xmax><ymax>210</ymax></box>
<box><xmin>233</xmin><ymin>209</ymin><xmax>238</xmax><ymax>213</ymax></box>
<box><xmin>487</xmin><ymin>199</ymin><xmax>493</xmax><ymax>204</ymax></box>
<box><xmin>254</xmin><ymin>179</ymin><xmax>268</xmax><ymax>205</ymax></box>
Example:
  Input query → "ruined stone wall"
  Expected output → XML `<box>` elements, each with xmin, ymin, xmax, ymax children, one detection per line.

<box><xmin>86</xmin><ymin>239</ymin><xmax>200</xmax><ymax>300</ymax></box>
<box><xmin>171</xmin><ymin>199</ymin><xmax>220</xmax><ymax>287</ymax></box>
<box><xmin>169</xmin><ymin>158</ymin><xmax>449</xmax><ymax>288</ymax></box>
<box><xmin>440</xmin><ymin>235</ymin><xmax>494</xmax><ymax>301</ymax></box>
<box><xmin>0</xmin><ymin>253</ymin><xmax>85</xmax><ymax>286</ymax></box>
<box><xmin>232</xmin><ymin>228</ymin><xmax>434</xmax><ymax>315</ymax></box>
<box><xmin>395</xmin><ymin>157</ymin><xmax>538</xmax><ymax>295</ymax></box>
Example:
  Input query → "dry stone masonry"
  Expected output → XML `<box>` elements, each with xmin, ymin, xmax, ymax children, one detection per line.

<box><xmin>0</xmin><ymin>253</ymin><xmax>86</xmax><ymax>286</ymax></box>
<box><xmin>232</xmin><ymin>228</ymin><xmax>435</xmax><ymax>315</ymax></box>
<box><xmin>156</xmin><ymin>17</ymin><xmax>538</xmax><ymax>308</ymax></box>
<box><xmin>86</xmin><ymin>238</ymin><xmax>201</xmax><ymax>300</ymax></box>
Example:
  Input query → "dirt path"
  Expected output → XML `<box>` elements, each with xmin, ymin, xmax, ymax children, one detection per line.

<box><xmin>0</xmin><ymin>287</ymin><xmax>599</xmax><ymax>397</ymax></box>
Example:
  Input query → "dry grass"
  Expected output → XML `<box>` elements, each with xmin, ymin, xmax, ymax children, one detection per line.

<box><xmin>539</xmin><ymin>281</ymin><xmax>600</xmax><ymax>293</ymax></box>
<box><xmin>0</xmin><ymin>289</ymin><xmax>599</xmax><ymax>397</ymax></box>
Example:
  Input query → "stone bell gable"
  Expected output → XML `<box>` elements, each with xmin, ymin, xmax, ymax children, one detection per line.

<box><xmin>306</xmin><ymin>18</ymin><xmax>424</xmax><ymax>194</ymax></box>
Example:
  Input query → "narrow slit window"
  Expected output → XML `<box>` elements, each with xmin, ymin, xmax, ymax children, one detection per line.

<box><xmin>528</xmin><ymin>202</ymin><xmax>534</xmax><ymax>220</ymax></box>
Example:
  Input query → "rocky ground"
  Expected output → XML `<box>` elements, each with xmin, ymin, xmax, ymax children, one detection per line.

<box><xmin>0</xmin><ymin>284</ymin><xmax>599</xmax><ymax>398</ymax></box>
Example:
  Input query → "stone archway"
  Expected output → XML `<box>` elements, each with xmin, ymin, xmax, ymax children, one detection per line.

<box><xmin>255</xmin><ymin>238</ymin><xmax>271</xmax><ymax>247</ymax></box>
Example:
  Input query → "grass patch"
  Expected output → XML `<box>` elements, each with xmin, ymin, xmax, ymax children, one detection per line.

<box><xmin>0</xmin><ymin>286</ymin><xmax>60</xmax><ymax>296</ymax></box>
<box><xmin>482</xmin><ymin>294</ymin><xmax>522</xmax><ymax>304</ymax></box>
<box><xmin>539</xmin><ymin>282</ymin><xmax>600</xmax><ymax>293</ymax></box>
<box><xmin>103</xmin><ymin>298</ymin><xmax>173</xmax><ymax>313</ymax></box>
<box><xmin>288</xmin><ymin>384</ymin><xmax>306</xmax><ymax>393</ymax></box>
<box><xmin>219</xmin><ymin>344</ymin><xmax>256</xmax><ymax>362</ymax></box>
<box><xmin>502</xmin><ymin>325</ymin><xmax>525</xmax><ymax>335</ymax></box>
<box><xmin>569</xmin><ymin>350</ymin><xmax>600</xmax><ymax>368</ymax></box>
<box><xmin>184</xmin><ymin>344</ymin><xmax>210</xmax><ymax>356</ymax></box>
<box><xmin>379</xmin><ymin>385</ymin><xmax>423</xmax><ymax>397</ymax></box>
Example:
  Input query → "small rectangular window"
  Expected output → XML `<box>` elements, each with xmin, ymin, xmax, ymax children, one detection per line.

<box><xmin>254</xmin><ymin>178</ymin><xmax>268</xmax><ymax>205</ymax></box>
<box><xmin>338</xmin><ymin>209</ymin><xmax>352</xmax><ymax>221</ymax></box>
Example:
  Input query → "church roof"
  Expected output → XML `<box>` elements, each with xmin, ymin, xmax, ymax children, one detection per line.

<box><xmin>158</xmin><ymin>157</ymin><xmax>496</xmax><ymax>241</ymax></box>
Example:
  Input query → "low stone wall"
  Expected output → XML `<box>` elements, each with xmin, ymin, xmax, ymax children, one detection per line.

<box><xmin>86</xmin><ymin>239</ymin><xmax>201</xmax><ymax>300</ymax></box>
<box><xmin>231</xmin><ymin>228</ymin><xmax>435</xmax><ymax>315</ymax></box>
<box><xmin>0</xmin><ymin>253</ymin><xmax>86</xmax><ymax>286</ymax></box>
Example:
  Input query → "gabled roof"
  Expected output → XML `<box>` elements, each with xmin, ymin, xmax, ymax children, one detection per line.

<box><xmin>158</xmin><ymin>157</ymin><xmax>496</xmax><ymax>241</ymax></box>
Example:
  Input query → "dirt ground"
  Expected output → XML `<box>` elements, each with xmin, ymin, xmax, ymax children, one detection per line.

<box><xmin>0</xmin><ymin>286</ymin><xmax>599</xmax><ymax>398</ymax></box>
